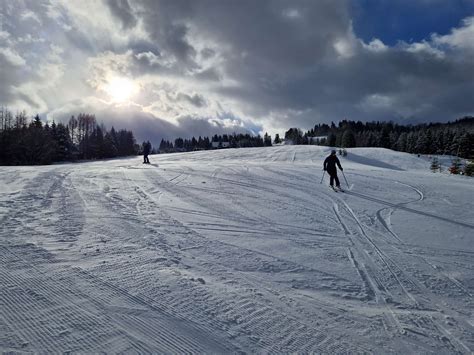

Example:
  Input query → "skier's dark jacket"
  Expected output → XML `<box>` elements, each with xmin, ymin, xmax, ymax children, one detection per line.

<box><xmin>143</xmin><ymin>142</ymin><xmax>151</xmax><ymax>155</ymax></box>
<box><xmin>323</xmin><ymin>155</ymin><xmax>342</xmax><ymax>173</ymax></box>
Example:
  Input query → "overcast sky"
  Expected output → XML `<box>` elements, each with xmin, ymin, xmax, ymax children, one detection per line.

<box><xmin>1</xmin><ymin>0</ymin><xmax>473</xmax><ymax>143</ymax></box>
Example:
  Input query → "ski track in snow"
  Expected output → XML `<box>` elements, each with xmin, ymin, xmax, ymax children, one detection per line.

<box><xmin>1</xmin><ymin>145</ymin><xmax>473</xmax><ymax>353</ymax></box>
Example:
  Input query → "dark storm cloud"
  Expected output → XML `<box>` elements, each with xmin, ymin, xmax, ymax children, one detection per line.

<box><xmin>193</xmin><ymin>67</ymin><xmax>221</xmax><ymax>82</ymax></box>
<box><xmin>134</xmin><ymin>0</ymin><xmax>350</xmax><ymax>73</ymax></box>
<box><xmin>106</xmin><ymin>0</ymin><xmax>138</xmax><ymax>30</ymax></box>
<box><xmin>247</xmin><ymin>46</ymin><xmax>473</xmax><ymax>116</ymax></box>
<box><xmin>176</xmin><ymin>93</ymin><xmax>206</xmax><ymax>107</ymax></box>
<box><xmin>102</xmin><ymin>0</ymin><xmax>473</xmax><ymax>128</ymax></box>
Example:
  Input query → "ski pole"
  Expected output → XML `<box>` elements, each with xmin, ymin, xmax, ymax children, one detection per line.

<box><xmin>342</xmin><ymin>170</ymin><xmax>349</xmax><ymax>188</ymax></box>
<box><xmin>320</xmin><ymin>170</ymin><xmax>325</xmax><ymax>184</ymax></box>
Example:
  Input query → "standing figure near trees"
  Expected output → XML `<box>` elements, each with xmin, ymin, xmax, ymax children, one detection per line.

<box><xmin>142</xmin><ymin>141</ymin><xmax>151</xmax><ymax>164</ymax></box>
<box><xmin>324</xmin><ymin>150</ymin><xmax>343</xmax><ymax>190</ymax></box>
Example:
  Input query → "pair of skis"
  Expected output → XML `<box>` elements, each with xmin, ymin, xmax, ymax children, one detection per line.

<box><xmin>330</xmin><ymin>186</ymin><xmax>345</xmax><ymax>193</ymax></box>
<box><xmin>321</xmin><ymin>170</ymin><xmax>349</xmax><ymax>192</ymax></box>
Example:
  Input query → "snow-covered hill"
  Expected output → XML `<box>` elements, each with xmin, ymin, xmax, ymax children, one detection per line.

<box><xmin>1</xmin><ymin>146</ymin><xmax>473</xmax><ymax>353</ymax></box>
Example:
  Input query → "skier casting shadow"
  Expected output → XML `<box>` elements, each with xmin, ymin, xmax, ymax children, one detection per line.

<box><xmin>324</xmin><ymin>150</ymin><xmax>343</xmax><ymax>190</ymax></box>
<box><xmin>143</xmin><ymin>141</ymin><xmax>151</xmax><ymax>164</ymax></box>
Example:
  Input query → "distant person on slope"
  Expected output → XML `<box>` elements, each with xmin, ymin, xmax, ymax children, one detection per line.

<box><xmin>324</xmin><ymin>150</ymin><xmax>343</xmax><ymax>190</ymax></box>
<box><xmin>143</xmin><ymin>141</ymin><xmax>151</xmax><ymax>164</ymax></box>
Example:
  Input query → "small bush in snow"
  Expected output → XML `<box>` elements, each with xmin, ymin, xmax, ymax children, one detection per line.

<box><xmin>449</xmin><ymin>157</ymin><xmax>462</xmax><ymax>174</ymax></box>
<box><xmin>464</xmin><ymin>161</ymin><xmax>474</xmax><ymax>176</ymax></box>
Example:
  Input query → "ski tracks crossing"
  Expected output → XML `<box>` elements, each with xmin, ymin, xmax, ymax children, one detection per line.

<box><xmin>327</xmin><ymin>179</ymin><xmax>472</xmax><ymax>353</ymax></box>
<box><xmin>123</xmin><ymin>166</ymin><xmax>369</xmax><ymax>353</ymax></box>
<box><xmin>1</xmin><ymin>149</ymin><xmax>472</xmax><ymax>353</ymax></box>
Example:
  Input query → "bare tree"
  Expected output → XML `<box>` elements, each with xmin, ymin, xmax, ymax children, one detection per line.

<box><xmin>15</xmin><ymin>110</ymin><xmax>28</xmax><ymax>129</ymax></box>
<box><xmin>68</xmin><ymin>115</ymin><xmax>78</xmax><ymax>144</ymax></box>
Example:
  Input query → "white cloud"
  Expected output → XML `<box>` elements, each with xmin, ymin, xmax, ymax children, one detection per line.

<box><xmin>0</xmin><ymin>47</ymin><xmax>26</xmax><ymax>66</ymax></box>
<box><xmin>48</xmin><ymin>0</ymin><xmax>148</xmax><ymax>50</ymax></box>
<box><xmin>432</xmin><ymin>16</ymin><xmax>474</xmax><ymax>52</ymax></box>
<box><xmin>333</xmin><ymin>23</ymin><xmax>358</xmax><ymax>58</ymax></box>
<box><xmin>403</xmin><ymin>41</ymin><xmax>445</xmax><ymax>58</ymax></box>
<box><xmin>0</xmin><ymin>30</ymin><xmax>10</xmax><ymax>40</ymax></box>
<box><xmin>86</xmin><ymin>51</ymin><xmax>135</xmax><ymax>90</ymax></box>
<box><xmin>362</xmin><ymin>38</ymin><xmax>388</xmax><ymax>52</ymax></box>
<box><xmin>37</xmin><ymin>44</ymin><xmax>65</xmax><ymax>81</ymax></box>
<box><xmin>282</xmin><ymin>8</ymin><xmax>301</xmax><ymax>19</ymax></box>
<box><xmin>333</xmin><ymin>38</ymin><xmax>355</xmax><ymax>58</ymax></box>
<box><xmin>360</xmin><ymin>94</ymin><xmax>394</xmax><ymax>111</ymax></box>
<box><xmin>17</xmin><ymin>34</ymin><xmax>46</xmax><ymax>44</ymax></box>
<box><xmin>20</xmin><ymin>10</ymin><xmax>41</xmax><ymax>24</ymax></box>
<box><xmin>135</xmin><ymin>51</ymin><xmax>176</xmax><ymax>68</ymax></box>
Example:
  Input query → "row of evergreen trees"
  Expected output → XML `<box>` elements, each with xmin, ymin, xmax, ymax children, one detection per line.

<box><xmin>0</xmin><ymin>108</ymin><xmax>138</xmax><ymax>165</ymax></box>
<box><xmin>2</xmin><ymin>105</ymin><xmax>473</xmax><ymax>164</ymax></box>
<box><xmin>158</xmin><ymin>132</ymin><xmax>272</xmax><ymax>153</ymax></box>
<box><xmin>285</xmin><ymin>117</ymin><xmax>474</xmax><ymax>159</ymax></box>
<box><xmin>430</xmin><ymin>156</ymin><xmax>474</xmax><ymax>176</ymax></box>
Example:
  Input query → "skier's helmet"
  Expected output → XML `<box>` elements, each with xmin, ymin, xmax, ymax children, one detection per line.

<box><xmin>331</xmin><ymin>149</ymin><xmax>337</xmax><ymax>155</ymax></box>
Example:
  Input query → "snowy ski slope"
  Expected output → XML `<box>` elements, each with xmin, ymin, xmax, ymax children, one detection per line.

<box><xmin>1</xmin><ymin>145</ymin><xmax>473</xmax><ymax>353</ymax></box>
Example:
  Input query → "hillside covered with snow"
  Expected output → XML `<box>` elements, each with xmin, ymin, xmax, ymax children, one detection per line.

<box><xmin>1</xmin><ymin>145</ymin><xmax>473</xmax><ymax>353</ymax></box>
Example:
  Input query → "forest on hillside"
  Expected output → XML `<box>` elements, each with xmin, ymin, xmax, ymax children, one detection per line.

<box><xmin>161</xmin><ymin>117</ymin><xmax>474</xmax><ymax>160</ymax></box>
<box><xmin>0</xmin><ymin>109</ymin><xmax>137</xmax><ymax>165</ymax></box>
<box><xmin>157</xmin><ymin>133</ymin><xmax>272</xmax><ymax>153</ymax></box>
<box><xmin>0</xmin><ymin>108</ymin><xmax>272</xmax><ymax>165</ymax></box>
<box><xmin>285</xmin><ymin>117</ymin><xmax>474</xmax><ymax>159</ymax></box>
<box><xmin>1</xmin><ymin>105</ymin><xmax>473</xmax><ymax>165</ymax></box>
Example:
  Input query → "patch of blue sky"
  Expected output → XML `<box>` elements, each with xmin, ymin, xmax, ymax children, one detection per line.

<box><xmin>351</xmin><ymin>0</ymin><xmax>474</xmax><ymax>45</ymax></box>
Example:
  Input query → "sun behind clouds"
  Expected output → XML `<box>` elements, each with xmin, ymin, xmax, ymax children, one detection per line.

<box><xmin>103</xmin><ymin>77</ymin><xmax>138</xmax><ymax>103</ymax></box>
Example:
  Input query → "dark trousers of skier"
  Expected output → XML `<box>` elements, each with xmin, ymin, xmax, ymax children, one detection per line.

<box><xmin>328</xmin><ymin>170</ymin><xmax>340</xmax><ymax>187</ymax></box>
<box><xmin>143</xmin><ymin>154</ymin><xmax>150</xmax><ymax>164</ymax></box>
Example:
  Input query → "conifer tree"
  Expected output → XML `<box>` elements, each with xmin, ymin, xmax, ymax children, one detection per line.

<box><xmin>430</xmin><ymin>157</ymin><xmax>440</xmax><ymax>173</ymax></box>
<box><xmin>379</xmin><ymin>128</ymin><xmax>391</xmax><ymax>148</ymax></box>
<box><xmin>274</xmin><ymin>133</ymin><xmax>281</xmax><ymax>144</ymax></box>
<box><xmin>341</xmin><ymin>129</ymin><xmax>356</xmax><ymax>148</ymax></box>
<box><xmin>458</xmin><ymin>132</ymin><xmax>473</xmax><ymax>159</ymax></box>
<box><xmin>464</xmin><ymin>161</ymin><xmax>474</xmax><ymax>176</ymax></box>
<box><xmin>25</xmin><ymin>115</ymin><xmax>54</xmax><ymax>164</ymax></box>
<box><xmin>103</xmin><ymin>131</ymin><xmax>118</xmax><ymax>157</ymax></box>
<box><xmin>396</xmin><ymin>132</ymin><xmax>407</xmax><ymax>151</ymax></box>
<box><xmin>54</xmin><ymin>123</ymin><xmax>73</xmax><ymax>161</ymax></box>
<box><xmin>264</xmin><ymin>132</ymin><xmax>272</xmax><ymax>146</ymax></box>
<box><xmin>327</xmin><ymin>133</ymin><xmax>336</xmax><ymax>147</ymax></box>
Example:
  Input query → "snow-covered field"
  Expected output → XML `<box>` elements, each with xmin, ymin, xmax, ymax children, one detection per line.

<box><xmin>1</xmin><ymin>145</ymin><xmax>473</xmax><ymax>353</ymax></box>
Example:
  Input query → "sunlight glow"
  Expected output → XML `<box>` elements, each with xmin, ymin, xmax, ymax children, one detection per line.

<box><xmin>103</xmin><ymin>77</ymin><xmax>138</xmax><ymax>103</ymax></box>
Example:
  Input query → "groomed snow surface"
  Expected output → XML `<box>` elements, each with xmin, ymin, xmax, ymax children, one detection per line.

<box><xmin>1</xmin><ymin>145</ymin><xmax>473</xmax><ymax>353</ymax></box>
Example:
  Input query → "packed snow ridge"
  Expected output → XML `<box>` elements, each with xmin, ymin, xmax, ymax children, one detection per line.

<box><xmin>1</xmin><ymin>145</ymin><xmax>473</xmax><ymax>353</ymax></box>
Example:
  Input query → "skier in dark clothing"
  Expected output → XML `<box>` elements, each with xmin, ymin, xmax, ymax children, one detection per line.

<box><xmin>324</xmin><ymin>150</ymin><xmax>343</xmax><ymax>189</ymax></box>
<box><xmin>143</xmin><ymin>141</ymin><xmax>151</xmax><ymax>164</ymax></box>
